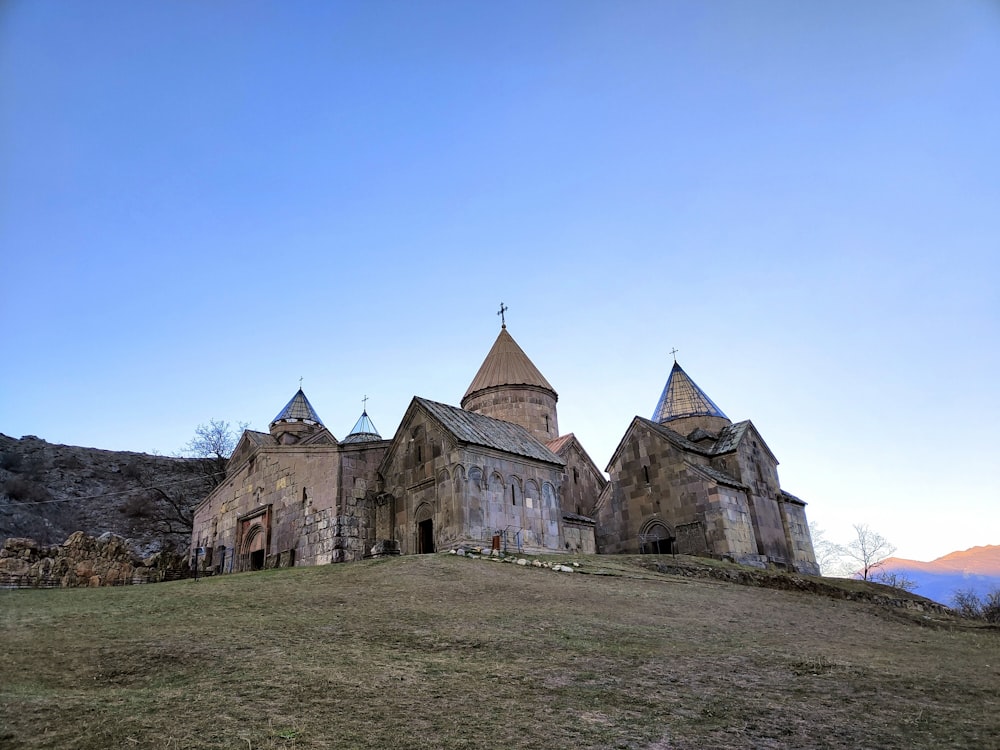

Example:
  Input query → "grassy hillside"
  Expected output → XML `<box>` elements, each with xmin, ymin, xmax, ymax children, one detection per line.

<box><xmin>1</xmin><ymin>554</ymin><xmax>997</xmax><ymax>750</ymax></box>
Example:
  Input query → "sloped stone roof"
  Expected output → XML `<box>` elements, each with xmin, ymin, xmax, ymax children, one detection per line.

<box><xmin>243</xmin><ymin>430</ymin><xmax>278</xmax><ymax>448</ymax></box>
<box><xmin>712</xmin><ymin>421</ymin><xmax>750</xmax><ymax>454</ymax></box>
<box><xmin>415</xmin><ymin>397</ymin><xmax>564</xmax><ymax>465</ymax></box>
<box><xmin>462</xmin><ymin>327</ymin><xmax>556</xmax><ymax>400</ymax></box>
<box><xmin>780</xmin><ymin>489</ymin><xmax>807</xmax><ymax>506</ymax></box>
<box><xmin>687</xmin><ymin>462</ymin><xmax>746</xmax><ymax>490</ymax></box>
<box><xmin>652</xmin><ymin>361</ymin><xmax>729</xmax><ymax>424</ymax></box>
<box><xmin>637</xmin><ymin>417</ymin><xmax>752</xmax><ymax>458</ymax></box>
<box><xmin>545</xmin><ymin>433</ymin><xmax>575</xmax><ymax>455</ymax></box>
<box><xmin>271</xmin><ymin>389</ymin><xmax>324</xmax><ymax>426</ymax></box>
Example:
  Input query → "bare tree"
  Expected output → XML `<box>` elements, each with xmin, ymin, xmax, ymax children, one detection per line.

<box><xmin>844</xmin><ymin>523</ymin><xmax>896</xmax><ymax>581</ymax></box>
<box><xmin>808</xmin><ymin>522</ymin><xmax>847</xmax><ymax>576</ymax></box>
<box><xmin>183</xmin><ymin>419</ymin><xmax>248</xmax><ymax>489</ymax></box>
<box><xmin>872</xmin><ymin>569</ymin><xmax>916</xmax><ymax>592</ymax></box>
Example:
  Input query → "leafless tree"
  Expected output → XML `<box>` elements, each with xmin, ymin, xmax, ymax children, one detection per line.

<box><xmin>808</xmin><ymin>522</ymin><xmax>847</xmax><ymax>576</ymax></box>
<box><xmin>872</xmin><ymin>569</ymin><xmax>916</xmax><ymax>592</ymax></box>
<box><xmin>183</xmin><ymin>419</ymin><xmax>248</xmax><ymax>489</ymax></box>
<box><xmin>844</xmin><ymin>523</ymin><xmax>896</xmax><ymax>581</ymax></box>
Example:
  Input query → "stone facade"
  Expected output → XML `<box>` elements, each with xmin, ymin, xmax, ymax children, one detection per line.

<box><xmin>191</xmin><ymin>434</ymin><xmax>390</xmax><ymax>571</ymax></box>
<box><xmin>377</xmin><ymin>398</ymin><xmax>571</xmax><ymax>555</ymax></box>
<box><xmin>190</xmin><ymin>334</ymin><xmax>816</xmax><ymax>575</ymax></box>
<box><xmin>190</xmin><ymin>326</ymin><xmax>606</xmax><ymax>570</ymax></box>
<box><xmin>595</xmin><ymin>361</ymin><xmax>819</xmax><ymax>575</ymax></box>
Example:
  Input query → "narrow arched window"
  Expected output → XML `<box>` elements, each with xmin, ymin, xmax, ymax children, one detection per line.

<box><xmin>643</xmin><ymin>465</ymin><xmax>650</xmax><ymax>484</ymax></box>
<box><xmin>511</xmin><ymin>486</ymin><xmax>516</xmax><ymax>506</ymax></box>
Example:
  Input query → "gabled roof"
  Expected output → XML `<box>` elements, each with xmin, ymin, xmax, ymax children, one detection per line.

<box><xmin>414</xmin><ymin>397</ymin><xmax>564</xmax><ymax>465</ymax></box>
<box><xmin>243</xmin><ymin>430</ymin><xmax>278</xmax><ymax>448</ymax></box>
<box><xmin>546</xmin><ymin>433</ymin><xmax>608</xmax><ymax>487</ymax></box>
<box><xmin>605</xmin><ymin>416</ymin><xmax>758</xmax><ymax>472</ymax></box>
<box><xmin>712</xmin><ymin>421</ymin><xmax>750</xmax><ymax>454</ymax></box>
<box><xmin>652</xmin><ymin>361</ymin><xmax>729</xmax><ymax>424</ymax></box>
<box><xmin>271</xmin><ymin>388</ymin><xmax>324</xmax><ymax>426</ymax></box>
<box><xmin>462</xmin><ymin>327</ymin><xmax>556</xmax><ymax>401</ymax></box>
<box><xmin>342</xmin><ymin>410</ymin><xmax>382</xmax><ymax>444</ymax></box>
<box><xmin>545</xmin><ymin>433</ymin><xmax>575</xmax><ymax>455</ymax></box>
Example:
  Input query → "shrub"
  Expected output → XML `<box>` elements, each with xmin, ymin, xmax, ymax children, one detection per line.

<box><xmin>951</xmin><ymin>588</ymin><xmax>1000</xmax><ymax>623</ymax></box>
<box><xmin>2</xmin><ymin>477</ymin><xmax>51</xmax><ymax>503</ymax></box>
<box><xmin>120</xmin><ymin>494</ymin><xmax>152</xmax><ymax>518</ymax></box>
<box><xmin>983</xmin><ymin>590</ymin><xmax>1000</xmax><ymax>624</ymax></box>
<box><xmin>0</xmin><ymin>451</ymin><xmax>23</xmax><ymax>471</ymax></box>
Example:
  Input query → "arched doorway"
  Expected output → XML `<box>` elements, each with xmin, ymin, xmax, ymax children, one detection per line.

<box><xmin>241</xmin><ymin>524</ymin><xmax>266</xmax><ymax>570</ymax></box>
<box><xmin>639</xmin><ymin>520</ymin><xmax>675</xmax><ymax>555</ymax></box>
<box><xmin>415</xmin><ymin>503</ymin><xmax>435</xmax><ymax>554</ymax></box>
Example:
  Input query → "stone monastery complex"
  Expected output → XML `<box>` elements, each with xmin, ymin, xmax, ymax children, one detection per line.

<box><xmin>191</xmin><ymin>319</ymin><xmax>819</xmax><ymax>576</ymax></box>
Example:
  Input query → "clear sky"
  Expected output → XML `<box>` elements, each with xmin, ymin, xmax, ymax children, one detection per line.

<box><xmin>2</xmin><ymin>1</ymin><xmax>998</xmax><ymax>562</ymax></box>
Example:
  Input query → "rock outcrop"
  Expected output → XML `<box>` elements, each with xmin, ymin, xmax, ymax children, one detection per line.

<box><xmin>0</xmin><ymin>532</ymin><xmax>190</xmax><ymax>588</ymax></box>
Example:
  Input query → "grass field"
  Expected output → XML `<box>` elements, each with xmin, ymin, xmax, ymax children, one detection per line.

<box><xmin>1</xmin><ymin>554</ymin><xmax>997</xmax><ymax>749</ymax></box>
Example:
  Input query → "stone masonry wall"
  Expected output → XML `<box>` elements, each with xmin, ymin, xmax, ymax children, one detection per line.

<box><xmin>381</xmin><ymin>407</ymin><xmax>569</xmax><ymax>555</ymax></box>
<box><xmin>462</xmin><ymin>385</ymin><xmax>559</xmax><ymax>442</ymax></box>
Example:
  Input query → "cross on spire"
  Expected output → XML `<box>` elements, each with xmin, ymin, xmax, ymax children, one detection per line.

<box><xmin>299</xmin><ymin>376</ymin><xmax>304</xmax><ymax>390</ymax></box>
<box><xmin>497</xmin><ymin>302</ymin><xmax>508</xmax><ymax>328</ymax></box>
<box><xmin>670</xmin><ymin>348</ymin><xmax>679</xmax><ymax>363</ymax></box>
<box><xmin>362</xmin><ymin>394</ymin><xmax>368</xmax><ymax>414</ymax></box>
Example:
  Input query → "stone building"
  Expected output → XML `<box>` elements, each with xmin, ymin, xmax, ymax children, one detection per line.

<box><xmin>594</xmin><ymin>360</ymin><xmax>819</xmax><ymax>574</ymax></box>
<box><xmin>190</xmin><ymin>322</ymin><xmax>606</xmax><ymax>571</ymax></box>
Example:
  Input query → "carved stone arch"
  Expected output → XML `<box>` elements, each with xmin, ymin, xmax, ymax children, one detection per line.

<box><xmin>414</xmin><ymin>502</ymin><xmax>434</xmax><ymax>524</ymax></box>
<box><xmin>489</xmin><ymin>471</ymin><xmax>505</xmax><ymax>490</ymax></box>
<box><xmin>414</xmin><ymin>501</ymin><xmax>435</xmax><ymax>554</ymax></box>
<box><xmin>639</xmin><ymin>518</ymin><xmax>676</xmax><ymax>555</ymax></box>
<box><xmin>436</xmin><ymin>467</ymin><xmax>451</xmax><ymax>483</ymax></box>
<box><xmin>467</xmin><ymin>466</ymin><xmax>484</xmax><ymax>489</ymax></box>
<box><xmin>452</xmin><ymin>463</ymin><xmax>467</xmax><ymax>482</ymax></box>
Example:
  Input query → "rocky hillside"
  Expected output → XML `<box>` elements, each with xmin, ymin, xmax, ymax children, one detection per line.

<box><xmin>0</xmin><ymin>433</ymin><xmax>216</xmax><ymax>556</ymax></box>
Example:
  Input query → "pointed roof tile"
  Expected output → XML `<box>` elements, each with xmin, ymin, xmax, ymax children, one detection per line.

<box><xmin>271</xmin><ymin>388</ymin><xmax>324</xmax><ymax>427</ymax></box>
<box><xmin>651</xmin><ymin>362</ymin><xmax>729</xmax><ymax>424</ymax></box>
<box><xmin>342</xmin><ymin>410</ymin><xmax>382</xmax><ymax>444</ymax></box>
<box><xmin>463</xmin><ymin>327</ymin><xmax>556</xmax><ymax>400</ymax></box>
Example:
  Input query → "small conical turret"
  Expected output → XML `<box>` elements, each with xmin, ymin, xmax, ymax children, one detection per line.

<box><xmin>342</xmin><ymin>409</ymin><xmax>382</xmax><ymax>444</ymax></box>
<box><xmin>269</xmin><ymin>388</ymin><xmax>325</xmax><ymax>443</ymax></box>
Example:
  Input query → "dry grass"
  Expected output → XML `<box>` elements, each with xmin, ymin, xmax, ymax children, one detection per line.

<box><xmin>1</xmin><ymin>554</ymin><xmax>998</xmax><ymax>749</ymax></box>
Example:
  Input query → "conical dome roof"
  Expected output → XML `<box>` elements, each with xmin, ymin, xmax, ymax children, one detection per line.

<box><xmin>342</xmin><ymin>410</ymin><xmax>382</xmax><ymax>444</ymax></box>
<box><xmin>271</xmin><ymin>388</ymin><xmax>324</xmax><ymax>427</ymax></box>
<box><xmin>652</xmin><ymin>362</ymin><xmax>729</xmax><ymax>424</ymax></box>
<box><xmin>462</xmin><ymin>327</ymin><xmax>556</xmax><ymax>400</ymax></box>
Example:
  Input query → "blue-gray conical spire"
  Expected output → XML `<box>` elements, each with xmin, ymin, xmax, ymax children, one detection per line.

<box><xmin>271</xmin><ymin>388</ymin><xmax>324</xmax><ymax>427</ymax></box>
<box><xmin>342</xmin><ymin>410</ymin><xmax>382</xmax><ymax>444</ymax></box>
<box><xmin>652</xmin><ymin>362</ymin><xmax>728</xmax><ymax>424</ymax></box>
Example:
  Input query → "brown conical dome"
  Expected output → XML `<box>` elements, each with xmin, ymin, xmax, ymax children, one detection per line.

<box><xmin>462</xmin><ymin>327</ymin><xmax>556</xmax><ymax>401</ymax></box>
<box><xmin>461</xmin><ymin>327</ymin><xmax>558</xmax><ymax>441</ymax></box>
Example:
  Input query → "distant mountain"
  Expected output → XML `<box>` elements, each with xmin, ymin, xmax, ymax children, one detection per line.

<box><xmin>878</xmin><ymin>545</ymin><xmax>1000</xmax><ymax>606</ymax></box>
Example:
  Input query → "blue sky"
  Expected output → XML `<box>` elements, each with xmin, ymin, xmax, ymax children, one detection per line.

<box><xmin>2</xmin><ymin>1</ymin><xmax>998</xmax><ymax>561</ymax></box>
